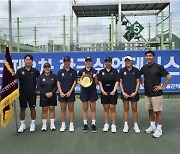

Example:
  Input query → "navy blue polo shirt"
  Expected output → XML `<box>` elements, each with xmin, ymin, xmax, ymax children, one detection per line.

<box><xmin>119</xmin><ymin>67</ymin><xmax>140</xmax><ymax>95</ymax></box>
<box><xmin>16</xmin><ymin>67</ymin><xmax>40</xmax><ymax>95</ymax></box>
<box><xmin>37</xmin><ymin>73</ymin><xmax>57</xmax><ymax>96</ymax></box>
<box><xmin>57</xmin><ymin>68</ymin><xmax>77</xmax><ymax>93</ymax></box>
<box><xmin>140</xmin><ymin>63</ymin><xmax>169</xmax><ymax>97</ymax></box>
<box><xmin>98</xmin><ymin>67</ymin><xmax>119</xmax><ymax>93</ymax></box>
<box><xmin>78</xmin><ymin>67</ymin><xmax>97</xmax><ymax>91</ymax></box>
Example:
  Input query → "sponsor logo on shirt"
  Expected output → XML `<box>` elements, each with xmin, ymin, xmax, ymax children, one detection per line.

<box><xmin>51</xmin><ymin>78</ymin><xmax>54</xmax><ymax>80</ymax></box>
<box><xmin>43</xmin><ymin>78</ymin><xmax>45</xmax><ymax>82</ymax></box>
<box><xmin>62</xmin><ymin>73</ymin><xmax>64</xmax><ymax>76</ymax></box>
<box><xmin>83</xmin><ymin>72</ymin><xmax>85</xmax><ymax>75</ymax></box>
<box><xmin>124</xmin><ymin>72</ymin><xmax>127</xmax><ymax>75</ymax></box>
<box><xmin>22</xmin><ymin>71</ymin><xmax>25</xmax><ymax>75</ymax></box>
<box><xmin>102</xmin><ymin>72</ymin><xmax>105</xmax><ymax>75</ymax></box>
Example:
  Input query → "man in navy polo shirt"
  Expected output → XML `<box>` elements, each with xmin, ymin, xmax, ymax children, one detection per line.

<box><xmin>140</xmin><ymin>50</ymin><xmax>171</xmax><ymax>138</ymax></box>
<box><xmin>16</xmin><ymin>54</ymin><xmax>40</xmax><ymax>133</ymax></box>
<box><xmin>119</xmin><ymin>55</ymin><xmax>140</xmax><ymax>133</ymax></box>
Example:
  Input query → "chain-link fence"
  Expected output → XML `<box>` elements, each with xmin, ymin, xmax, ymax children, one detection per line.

<box><xmin>0</xmin><ymin>11</ymin><xmax>180</xmax><ymax>52</ymax></box>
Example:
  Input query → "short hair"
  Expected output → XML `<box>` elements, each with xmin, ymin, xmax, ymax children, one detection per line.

<box><xmin>24</xmin><ymin>54</ymin><xmax>33</xmax><ymax>61</ymax></box>
<box><xmin>145</xmin><ymin>50</ymin><xmax>155</xmax><ymax>56</ymax></box>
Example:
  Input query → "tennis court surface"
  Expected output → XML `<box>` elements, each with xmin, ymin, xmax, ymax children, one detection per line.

<box><xmin>0</xmin><ymin>98</ymin><xmax>179</xmax><ymax>154</ymax></box>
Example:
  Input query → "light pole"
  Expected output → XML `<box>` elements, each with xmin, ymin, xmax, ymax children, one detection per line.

<box><xmin>8</xmin><ymin>0</ymin><xmax>13</xmax><ymax>51</ymax></box>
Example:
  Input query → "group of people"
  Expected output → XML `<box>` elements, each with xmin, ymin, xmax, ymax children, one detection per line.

<box><xmin>15</xmin><ymin>50</ymin><xmax>171</xmax><ymax>138</ymax></box>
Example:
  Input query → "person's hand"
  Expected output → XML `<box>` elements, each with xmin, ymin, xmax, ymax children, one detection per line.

<box><xmin>93</xmin><ymin>73</ymin><xmax>97</xmax><ymax>78</ymax></box>
<box><xmin>110</xmin><ymin>90</ymin><xmax>116</xmax><ymax>96</ymax></box>
<box><xmin>60</xmin><ymin>91</ymin><xmax>66</xmax><ymax>98</ymax></box>
<box><xmin>46</xmin><ymin>92</ymin><xmax>52</xmax><ymax>98</ymax></box>
<box><xmin>66</xmin><ymin>91</ymin><xmax>72</xmax><ymax>97</ymax></box>
<box><xmin>154</xmin><ymin>85</ymin><xmax>163</xmax><ymax>92</ymax></box>
<box><xmin>123</xmin><ymin>93</ymin><xmax>130</xmax><ymax>99</ymax></box>
<box><xmin>130</xmin><ymin>92</ymin><xmax>137</xmax><ymax>98</ymax></box>
<box><xmin>102</xmin><ymin>90</ymin><xmax>108</xmax><ymax>96</ymax></box>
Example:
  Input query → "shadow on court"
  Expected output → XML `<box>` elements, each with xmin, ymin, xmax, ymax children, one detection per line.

<box><xmin>0</xmin><ymin>99</ymin><xmax>180</xmax><ymax>154</ymax></box>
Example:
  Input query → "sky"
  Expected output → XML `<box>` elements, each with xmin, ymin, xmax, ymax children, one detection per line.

<box><xmin>0</xmin><ymin>0</ymin><xmax>180</xmax><ymax>45</ymax></box>
<box><xmin>0</xmin><ymin>0</ymin><xmax>178</xmax><ymax>18</ymax></box>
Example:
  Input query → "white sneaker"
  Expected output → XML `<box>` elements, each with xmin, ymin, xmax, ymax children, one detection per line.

<box><xmin>50</xmin><ymin>123</ymin><xmax>56</xmax><ymax>131</ymax></box>
<box><xmin>30</xmin><ymin>123</ymin><xmax>36</xmax><ymax>132</ymax></box>
<box><xmin>111</xmin><ymin>125</ymin><xmax>117</xmax><ymax>133</ymax></box>
<box><xmin>60</xmin><ymin>125</ymin><xmax>66</xmax><ymax>132</ymax></box>
<box><xmin>145</xmin><ymin>126</ymin><xmax>156</xmax><ymax>134</ymax></box>
<box><xmin>69</xmin><ymin>124</ymin><xmax>75</xmax><ymax>132</ymax></box>
<box><xmin>41</xmin><ymin>124</ymin><xmax>47</xmax><ymax>131</ymax></box>
<box><xmin>18</xmin><ymin>123</ymin><xmax>26</xmax><ymax>133</ymax></box>
<box><xmin>153</xmin><ymin>129</ymin><xmax>162</xmax><ymax>138</ymax></box>
<box><xmin>103</xmin><ymin>124</ymin><xmax>109</xmax><ymax>132</ymax></box>
<box><xmin>134</xmin><ymin>124</ymin><xmax>141</xmax><ymax>133</ymax></box>
<box><xmin>123</xmin><ymin>124</ymin><xmax>129</xmax><ymax>133</ymax></box>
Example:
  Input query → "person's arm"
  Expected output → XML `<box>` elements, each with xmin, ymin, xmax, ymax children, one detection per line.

<box><xmin>51</xmin><ymin>75</ymin><xmax>57</xmax><ymax>95</ymax></box>
<box><xmin>98</xmin><ymin>81</ymin><xmax>108</xmax><ymax>96</ymax></box>
<box><xmin>57</xmin><ymin>81</ymin><xmax>66</xmax><ymax>97</ymax></box>
<box><xmin>154</xmin><ymin>74</ymin><xmax>171</xmax><ymax>91</ymax></box>
<box><xmin>110</xmin><ymin>81</ymin><xmax>119</xmax><ymax>96</ymax></box>
<box><xmin>119</xmin><ymin>79</ymin><xmax>130</xmax><ymax>99</ymax></box>
<box><xmin>37</xmin><ymin>76</ymin><xmax>46</xmax><ymax>96</ymax></box>
<box><xmin>130</xmin><ymin>79</ymin><xmax>140</xmax><ymax>98</ymax></box>
<box><xmin>93</xmin><ymin>70</ymin><xmax>99</xmax><ymax>85</ymax></box>
<box><xmin>66</xmin><ymin>70</ymin><xmax>77</xmax><ymax>97</ymax></box>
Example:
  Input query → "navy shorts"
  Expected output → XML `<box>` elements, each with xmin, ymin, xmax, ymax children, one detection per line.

<box><xmin>121</xmin><ymin>93</ymin><xmax>139</xmax><ymax>102</ymax></box>
<box><xmin>40</xmin><ymin>95</ymin><xmax>57</xmax><ymax>107</ymax></box>
<box><xmin>80</xmin><ymin>89</ymin><xmax>98</xmax><ymax>102</ymax></box>
<box><xmin>101</xmin><ymin>94</ymin><xmax>118</xmax><ymax>105</ymax></box>
<box><xmin>58</xmin><ymin>92</ymin><xmax>75</xmax><ymax>103</ymax></box>
<box><xmin>19</xmin><ymin>94</ymin><xmax>37</xmax><ymax>108</ymax></box>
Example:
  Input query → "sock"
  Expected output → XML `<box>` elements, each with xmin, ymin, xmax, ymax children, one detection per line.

<box><xmin>83</xmin><ymin>120</ymin><xmax>87</xmax><ymax>125</ymax></box>
<box><xmin>157</xmin><ymin>124</ymin><xmax>162</xmax><ymax>130</ymax></box>
<box><xmin>31</xmin><ymin>120</ymin><xmax>35</xmax><ymax>124</ymax></box>
<box><xmin>70</xmin><ymin>122</ymin><xmax>74</xmax><ymax>126</ymax></box>
<box><xmin>42</xmin><ymin>119</ymin><xmax>47</xmax><ymax>125</ymax></box>
<box><xmin>124</xmin><ymin>122</ymin><xmax>128</xmax><ymax>125</ymax></box>
<box><xmin>134</xmin><ymin>123</ymin><xmax>138</xmax><ymax>126</ymax></box>
<box><xmin>92</xmin><ymin>120</ymin><xmax>96</xmax><ymax>125</ymax></box>
<box><xmin>20</xmin><ymin>120</ymin><xmax>25</xmax><ymax>125</ymax></box>
<box><xmin>150</xmin><ymin>121</ymin><xmax>156</xmax><ymax>128</ymax></box>
<box><xmin>50</xmin><ymin>119</ymin><xmax>55</xmax><ymax>125</ymax></box>
<box><xmin>62</xmin><ymin>122</ymin><xmax>65</xmax><ymax>126</ymax></box>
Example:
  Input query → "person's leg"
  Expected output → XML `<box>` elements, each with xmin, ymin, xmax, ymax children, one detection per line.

<box><xmin>60</xmin><ymin>102</ymin><xmax>67</xmax><ymax>123</ymax></box>
<box><xmin>49</xmin><ymin>106</ymin><xmax>56</xmax><ymax>130</ymax></box>
<box><xmin>103</xmin><ymin>104</ymin><xmax>110</xmax><ymax>124</ymax></box>
<box><xmin>60</xmin><ymin>102</ymin><xmax>67</xmax><ymax>131</ymax></box>
<box><xmin>90</xmin><ymin>102</ymin><xmax>96</xmax><ymax>123</ymax></box>
<box><xmin>68</xmin><ymin>102</ymin><xmax>74</xmax><ymax>123</ymax></box>
<box><xmin>68</xmin><ymin>102</ymin><xmax>75</xmax><ymax>132</ymax></box>
<box><xmin>123</xmin><ymin>101</ymin><xmax>129</xmax><ymax>133</ymax></box>
<box><xmin>82</xmin><ymin>102</ymin><xmax>89</xmax><ymax>125</ymax></box>
<box><xmin>123</xmin><ymin>101</ymin><xmax>129</xmax><ymax>123</ymax></box>
<box><xmin>20</xmin><ymin>108</ymin><xmax>26</xmax><ymax>120</ymax></box>
<box><xmin>30</xmin><ymin>107</ymin><xmax>36</xmax><ymax>120</ymax></box>
<box><xmin>110</xmin><ymin>104</ymin><xmax>116</xmax><ymax>125</ymax></box>
<box><xmin>131</xmin><ymin>102</ymin><xmax>138</xmax><ymax>123</ymax></box>
<box><xmin>41</xmin><ymin>106</ymin><xmax>48</xmax><ymax>131</ymax></box>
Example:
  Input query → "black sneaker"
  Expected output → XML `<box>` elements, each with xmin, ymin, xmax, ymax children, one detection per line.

<box><xmin>83</xmin><ymin>124</ymin><xmax>89</xmax><ymax>133</ymax></box>
<box><xmin>92</xmin><ymin>124</ymin><xmax>97</xmax><ymax>133</ymax></box>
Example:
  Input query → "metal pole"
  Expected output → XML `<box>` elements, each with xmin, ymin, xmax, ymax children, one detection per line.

<box><xmin>8</xmin><ymin>0</ymin><xmax>13</xmax><ymax>51</ymax></box>
<box><xmin>63</xmin><ymin>15</ymin><xmax>66</xmax><ymax>52</ymax></box>
<box><xmin>160</xmin><ymin>11</ymin><xmax>164</xmax><ymax>50</ymax></box>
<box><xmin>111</xmin><ymin>14</ymin><xmax>114</xmax><ymax>51</ymax></box>
<box><xmin>0</xmin><ymin>31</ymin><xmax>1</xmax><ymax>52</ymax></box>
<box><xmin>13</xmin><ymin>100</ymin><xmax>19</xmax><ymax>136</ymax></box>
<box><xmin>33</xmin><ymin>26</ymin><xmax>37</xmax><ymax>52</ymax></box>
<box><xmin>17</xmin><ymin>17</ymin><xmax>20</xmax><ymax>52</ymax></box>
<box><xmin>148</xmin><ymin>23</ymin><xmax>151</xmax><ymax>41</ymax></box>
<box><xmin>109</xmin><ymin>24</ymin><xmax>111</xmax><ymax>43</ymax></box>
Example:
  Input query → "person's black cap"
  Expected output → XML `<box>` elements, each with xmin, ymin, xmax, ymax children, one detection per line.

<box><xmin>63</xmin><ymin>56</ymin><xmax>71</xmax><ymax>62</ymax></box>
<box><xmin>43</xmin><ymin>62</ymin><xmax>51</xmax><ymax>68</ymax></box>
<box><xmin>104</xmin><ymin>56</ymin><xmax>112</xmax><ymax>62</ymax></box>
<box><xmin>85</xmin><ymin>56</ymin><xmax>92</xmax><ymax>62</ymax></box>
